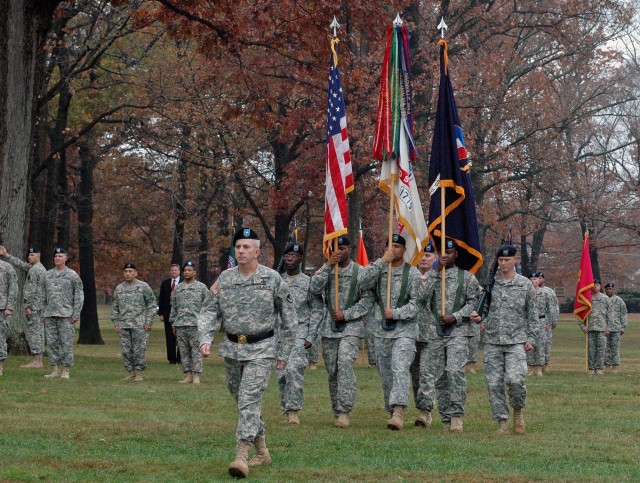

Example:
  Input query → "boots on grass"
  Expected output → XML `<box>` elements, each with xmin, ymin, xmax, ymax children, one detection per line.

<box><xmin>60</xmin><ymin>367</ymin><xmax>70</xmax><ymax>379</ymax></box>
<box><xmin>611</xmin><ymin>365</ymin><xmax>619</xmax><ymax>373</ymax></box>
<box><xmin>179</xmin><ymin>372</ymin><xmax>193</xmax><ymax>384</ymax></box>
<box><xmin>134</xmin><ymin>371</ymin><xmax>144</xmax><ymax>381</ymax></box>
<box><xmin>228</xmin><ymin>441</ymin><xmax>252</xmax><ymax>478</ymax></box>
<box><xmin>44</xmin><ymin>365</ymin><xmax>60</xmax><ymax>378</ymax></box>
<box><xmin>443</xmin><ymin>421</ymin><xmax>451</xmax><ymax>432</ymax></box>
<box><xmin>334</xmin><ymin>413</ymin><xmax>350</xmax><ymax>428</ymax></box>
<box><xmin>192</xmin><ymin>373</ymin><xmax>201</xmax><ymax>384</ymax></box>
<box><xmin>248</xmin><ymin>435</ymin><xmax>272</xmax><ymax>467</ymax></box>
<box><xmin>123</xmin><ymin>371</ymin><xmax>135</xmax><ymax>381</ymax></box>
<box><xmin>513</xmin><ymin>408</ymin><xmax>525</xmax><ymax>434</ymax></box>
<box><xmin>450</xmin><ymin>416</ymin><xmax>464</xmax><ymax>433</ymax></box>
<box><xmin>387</xmin><ymin>405</ymin><xmax>405</xmax><ymax>430</ymax></box>
<box><xmin>21</xmin><ymin>355</ymin><xmax>40</xmax><ymax>368</ymax></box>
<box><xmin>286</xmin><ymin>410</ymin><xmax>300</xmax><ymax>426</ymax></box>
<box><xmin>542</xmin><ymin>364</ymin><xmax>550</xmax><ymax>373</ymax></box>
<box><xmin>415</xmin><ymin>410</ymin><xmax>433</xmax><ymax>427</ymax></box>
<box><xmin>496</xmin><ymin>419</ymin><xmax>509</xmax><ymax>435</ymax></box>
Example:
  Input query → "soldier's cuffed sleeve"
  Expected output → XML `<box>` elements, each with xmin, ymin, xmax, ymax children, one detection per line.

<box><xmin>72</xmin><ymin>274</ymin><xmax>84</xmax><ymax>319</ymax></box>
<box><xmin>110</xmin><ymin>289</ymin><xmax>120</xmax><ymax>326</ymax></box>
<box><xmin>275</xmin><ymin>280</ymin><xmax>297</xmax><ymax>361</ymax></box>
<box><xmin>197</xmin><ymin>289</ymin><xmax>221</xmax><ymax>347</ymax></box>
<box><xmin>144</xmin><ymin>284</ymin><xmax>157</xmax><ymax>325</ymax></box>
<box><xmin>343</xmin><ymin>288</ymin><xmax>375</xmax><ymax>321</ymax></box>
<box><xmin>6</xmin><ymin>254</ymin><xmax>31</xmax><ymax>273</ymax></box>
<box><xmin>525</xmin><ymin>283</ymin><xmax>540</xmax><ymax>345</ymax></box>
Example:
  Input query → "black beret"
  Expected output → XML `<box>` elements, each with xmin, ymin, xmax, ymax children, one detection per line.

<box><xmin>444</xmin><ymin>239</ymin><xmax>458</xmax><ymax>250</ymax></box>
<box><xmin>604</xmin><ymin>282</ymin><xmax>614</xmax><ymax>288</ymax></box>
<box><xmin>497</xmin><ymin>244</ymin><xmax>517</xmax><ymax>257</ymax></box>
<box><xmin>234</xmin><ymin>227</ymin><xmax>260</xmax><ymax>244</ymax></box>
<box><xmin>391</xmin><ymin>234</ymin><xmax>406</xmax><ymax>246</ymax></box>
<box><xmin>594</xmin><ymin>279</ymin><xmax>601</xmax><ymax>285</ymax></box>
<box><xmin>537</xmin><ymin>271</ymin><xmax>544</xmax><ymax>279</ymax></box>
<box><xmin>283</xmin><ymin>243</ymin><xmax>303</xmax><ymax>255</ymax></box>
<box><xmin>123</xmin><ymin>263</ymin><xmax>137</xmax><ymax>270</ymax></box>
<box><xmin>424</xmin><ymin>242</ymin><xmax>435</xmax><ymax>253</ymax></box>
<box><xmin>183</xmin><ymin>261</ymin><xmax>196</xmax><ymax>269</ymax></box>
<box><xmin>28</xmin><ymin>247</ymin><xmax>40</xmax><ymax>254</ymax></box>
<box><xmin>53</xmin><ymin>247</ymin><xmax>67</xmax><ymax>255</ymax></box>
<box><xmin>337</xmin><ymin>236</ymin><xmax>351</xmax><ymax>247</ymax></box>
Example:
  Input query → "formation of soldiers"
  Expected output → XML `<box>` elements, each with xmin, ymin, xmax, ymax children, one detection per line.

<box><xmin>0</xmin><ymin>232</ymin><xmax>631</xmax><ymax>479</ymax></box>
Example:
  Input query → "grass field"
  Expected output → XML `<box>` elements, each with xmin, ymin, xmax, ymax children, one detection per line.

<box><xmin>1</xmin><ymin>309</ymin><xmax>639</xmax><ymax>482</ymax></box>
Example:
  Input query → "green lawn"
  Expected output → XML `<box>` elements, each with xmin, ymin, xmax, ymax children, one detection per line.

<box><xmin>0</xmin><ymin>309</ymin><xmax>638</xmax><ymax>482</ymax></box>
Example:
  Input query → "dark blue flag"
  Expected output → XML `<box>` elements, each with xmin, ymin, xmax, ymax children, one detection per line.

<box><xmin>427</xmin><ymin>40</ymin><xmax>483</xmax><ymax>274</ymax></box>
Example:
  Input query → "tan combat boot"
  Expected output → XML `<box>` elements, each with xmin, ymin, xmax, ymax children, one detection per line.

<box><xmin>134</xmin><ymin>371</ymin><xmax>144</xmax><ymax>381</ymax></box>
<box><xmin>465</xmin><ymin>362</ymin><xmax>477</xmax><ymax>374</ymax></box>
<box><xmin>604</xmin><ymin>364</ymin><xmax>611</xmax><ymax>372</ymax></box>
<box><xmin>248</xmin><ymin>435</ymin><xmax>272</xmax><ymax>467</ymax></box>
<box><xmin>21</xmin><ymin>356</ymin><xmax>40</xmax><ymax>368</ymax></box>
<box><xmin>443</xmin><ymin>421</ymin><xmax>451</xmax><ymax>432</ymax></box>
<box><xmin>60</xmin><ymin>367</ymin><xmax>70</xmax><ymax>379</ymax></box>
<box><xmin>228</xmin><ymin>441</ymin><xmax>252</xmax><ymax>478</ymax></box>
<box><xmin>286</xmin><ymin>410</ymin><xmax>300</xmax><ymax>426</ymax></box>
<box><xmin>535</xmin><ymin>366</ymin><xmax>544</xmax><ymax>376</ymax></box>
<box><xmin>36</xmin><ymin>354</ymin><xmax>44</xmax><ymax>368</ymax></box>
<box><xmin>611</xmin><ymin>365</ymin><xmax>619</xmax><ymax>373</ymax></box>
<box><xmin>123</xmin><ymin>371</ymin><xmax>135</xmax><ymax>381</ymax></box>
<box><xmin>496</xmin><ymin>419</ymin><xmax>509</xmax><ymax>435</ymax></box>
<box><xmin>450</xmin><ymin>416</ymin><xmax>464</xmax><ymax>433</ymax></box>
<box><xmin>334</xmin><ymin>413</ymin><xmax>350</xmax><ymax>428</ymax></box>
<box><xmin>387</xmin><ymin>405</ymin><xmax>405</xmax><ymax>430</ymax></box>
<box><xmin>527</xmin><ymin>365</ymin><xmax>534</xmax><ymax>376</ymax></box>
<box><xmin>179</xmin><ymin>372</ymin><xmax>193</xmax><ymax>384</ymax></box>
<box><xmin>595</xmin><ymin>369</ymin><xmax>604</xmax><ymax>375</ymax></box>
<box><xmin>513</xmin><ymin>408</ymin><xmax>525</xmax><ymax>434</ymax></box>
<box><xmin>542</xmin><ymin>364</ymin><xmax>549</xmax><ymax>373</ymax></box>
<box><xmin>588</xmin><ymin>369</ymin><xmax>595</xmax><ymax>375</ymax></box>
<box><xmin>415</xmin><ymin>410</ymin><xmax>433</xmax><ymax>427</ymax></box>
<box><xmin>306</xmin><ymin>363</ymin><xmax>317</xmax><ymax>371</ymax></box>
<box><xmin>192</xmin><ymin>373</ymin><xmax>201</xmax><ymax>384</ymax></box>
<box><xmin>44</xmin><ymin>365</ymin><xmax>60</xmax><ymax>378</ymax></box>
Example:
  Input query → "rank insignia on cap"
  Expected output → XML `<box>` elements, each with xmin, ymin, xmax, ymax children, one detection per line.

<box><xmin>183</xmin><ymin>261</ymin><xmax>196</xmax><ymax>269</ymax></box>
<box><xmin>337</xmin><ymin>236</ymin><xmax>351</xmax><ymax>246</ymax></box>
<box><xmin>243</xmin><ymin>229</ymin><xmax>250</xmax><ymax>237</ymax></box>
<box><xmin>391</xmin><ymin>234</ymin><xmax>406</xmax><ymax>246</ymax></box>
<box><xmin>123</xmin><ymin>263</ymin><xmax>137</xmax><ymax>270</ymax></box>
<box><xmin>445</xmin><ymin>239</ymin><xmax>457</xmax><ymax>250</ymax></box>
<box><xmin>54</xmin><ymin>247</ymin><xmax>67</xmax><ymax>254</ymax></box>
<box><xmin>604</xmin><ymin>282</ymin><xmax>614</xmax><ymax>288</ymax></box>
<box><xmin>424</xmin><ymin>243</ymin><xmax>435</xmax><ymax>253</ymax></box>
<box><xmin>497</xmin><ymin>244</ymin><xmax>517</xmax><ymax>257</ymax></box>
<box><xmin>28</xmin><ymin>247</ymin><xmax>40</xmax><ymax>254</ymax></box>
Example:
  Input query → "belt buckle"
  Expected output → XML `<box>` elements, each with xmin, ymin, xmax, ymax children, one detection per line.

<box><xmin>238</xmin><ymin>334</ymin><xmax>248</xmax><ymax>344</ymax></box>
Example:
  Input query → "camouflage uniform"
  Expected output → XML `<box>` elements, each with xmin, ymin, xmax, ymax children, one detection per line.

<box><xmin>309</xmin><ymin>261</ymin><xmax>374</xmax><ymax>418</ymax></box>
<box><xmin>276</xmin><ymin>272</ymin><xmax>323</xmax><ymax>413</ymax></box>
<box><xmin>482</xmin><ymin>273</ymin><xmax>539</xmax><ymax>421</ymax></box>
<box><xmin>467</xmin><ymin>323</ymin><xmax>481</xmax><ymax>365</ymax></box>
<box><xmin>4</xmin><ymin>254</ymin><xmax>46</xmax><ymax>355</ymax></box>
<box><xmin>363</xmin><ymin>309</ymin><xmax>378</xmax><ymax>366</ymax></box>
<box><xmin>170</xmin><ymin>280</ymin><xmax>210</xmax><ymax>375</ymax></box>
<box><xmin>360</xmin><ymin>260</ymin><xmax>420</xmax><ymax>413</ymax></box>
<box><xmin>418</xmin><ymin>267</ymin><xmax>479</xmax><ymax>422</ymax></box>
<box><xmin>578</xmin><ymin>292</ymin><xmax>611</xmax><ymax>371</ymax></box>
<box><xmin>410</xmin><ymin>272</ymin><xmax>436</xmax><ymax>411</ymax></box>
<box><xmin>42</xmin><ymin>267</ymin><xmax>84</xmax><ymax>368</ymax></box>
<box><xmin>198</xmin><ymin>264</ymin><xmax>296</xmax><ymax>443</ymax></box>
<box><xmin>527</xmin><ymin>285</ymin><xmax>556</xmax><ymax>367</ymax></box>
<box><xmin>541</xmin><ymin>286</ymin><xmax>559</xmax><ymax>365</ymax></box>
<box><xmin>605</xmin><ymin>294</ymin><xmax>628</xmax><ymax>366</ymax></box>
<box><xmin>0</xmin><ymin>261</ymin><xmax>18</xmax><ymax>363</ymax></box>
<box><xmin>111</xmin><ymin>279</ymin><xmax>156</xmax><ymax>373</ymax></box>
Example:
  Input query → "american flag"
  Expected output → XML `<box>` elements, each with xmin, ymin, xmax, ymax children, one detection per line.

<box><xmin>323</xmin><ymin>39</ymin><xmax>353</xmax><ymax>258</ymax></box>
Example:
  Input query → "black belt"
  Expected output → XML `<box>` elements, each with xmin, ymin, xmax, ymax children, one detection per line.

<box><xmin>539</xmin><ymin>315</ymin><xmax>546</xmax><ymax>319</ymax></box>
<box><xmin>227</xmin><ymin>329</ymin><xmax>274</xmax><ymax>344</ymax></box>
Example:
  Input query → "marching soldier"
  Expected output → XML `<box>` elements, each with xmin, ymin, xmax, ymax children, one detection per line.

<box><xmin>538</xmin><ymin>272</ymin><xmax>559</xmax><ymax>373</ymax></box>
<box><xmin>527</xmin><ymin>273</ymin><xmax>549</xmax><ymax>377</ymax></box>
<box><xmin>604</xmin><ymin>282</ymin><xmax>627</xmax><ymax>373</ymax></box>
<box><xmin>198</xmin><ymin>228</ymin><xmax>296</xmax><ymax>478</ymax></box>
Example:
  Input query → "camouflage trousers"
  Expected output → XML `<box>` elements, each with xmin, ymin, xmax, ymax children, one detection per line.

<box><xmin>604</xmin><ymin>331</ymin><xmax>621</xmax><ymax>366</ymax></box>
<box><xmin>305</xmin><ymin>333</ymin><xmax>320</xmax><ymax>364</ymax></box>
<box><xmin>526</xmin><ymin>323</ymin><xmax>546</xmax><ymax>366</ymax></box>
<box><xmin>588</xmin><ymin>331</ymin><xmax>606</xmax><ymax>370</ymax></box>
<box><xmin>45</xmin><ymin>317</ymin><xmax>75</xmax><ymax>367</ymax></box>
<box><xmin>410</xmin><ymin>340</ymin><xmax>429</xmax><ymax>409</ymax></box>
<box><xmin>0</xmin><ymin>313</ymin><xmax>8</xmax><ymax>362</ymax></box>
<box><xmin>467</xmin><ymin>323</ymin><xmax>480</xmax><ymax>364</ymax></box>
<box><xmin>119</xmin><ymin>327</ymin><xmax>149</xmax><ymax>372</ymax></box>
<box><xmin>176</xmin><ymin>326</ymin><xmax>202</xmax><ymax>373</ymax></box>
<box><xmin>322</xmin><ymin>336</ymin><xmax>361</xmax><ymax>417</ymax></box>
<box><xmin>364</xmin><ymin>321</ymin><xmax>377</xmax><ymax>366</ymax></box>
<box><xmin>483</xmin><ymin>343</ymin><xmax>527</xmax><ymax>421</ymax></box>
<box><xmin>25</xmin><ymin>311</ymin><xmax>45</xmax><ymax>355</ymax></box>
<box><xmin>276</xmin><ymin>338</ymin><xmax>308</xmax><ymax>413</ymax></box>
<box><xmin>225</xmin><ymin>357</ymin><xmax>272</xmax><ymax>443</ymax></box>
<box><xmin>375</xmin><ymin>337</ymin><xmax>416</xmax><ymax>412</ymax></box>
<box><xmin>424</xmin><ymin>336</ymin><xmax>469</xmax><ymax>421</ymax></box>
<box><xmin>544</xmin><ymin>326</ymin><xmax>554</xmax><ymax>364</ymax></box>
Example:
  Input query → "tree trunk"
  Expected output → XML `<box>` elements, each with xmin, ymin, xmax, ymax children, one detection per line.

<box><xmin>76</xmin><ymin>142</ymin><xmax>103</xmax><ymax>344</ymax></box>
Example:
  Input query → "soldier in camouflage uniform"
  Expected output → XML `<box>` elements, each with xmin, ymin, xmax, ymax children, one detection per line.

<box><xmin>0</xmin><ymin>245</ymin><xmax>46</xmax><ymax>368</ymax></box>
<box><xmin>604</xmin><ymin>282</ymin><xmax>628</xmax><ymax>373</ymax></box>
<box><xmin>578</xmin><ymin>279</ymin><xmax>611</xmax><ymax>375</ymax></box>
<box><xmin>359</xmin><ymin>234</ymin><xmax>420</xmax><ymax>431</ymax></box>
<box><xmin>471</xmin><ymin>245</ymin><xmax>538</xmax><ymax>435</ymax></box>
<box><xmin>417</xmin><ymin>240</ymin><xmax>480</xmax><ymax>433</ymax></box>
<box><xmin>411</xmin><ymin>244</ymin><xmax>437</xmax><ymax>427</ymax></box>
<box><xmin>276</xmin><ymin>243</ymin><xmax>323</xmax><ymax>425</ymax></box>
<box><xmin>170</xmin><ymin>261</ymin><xmax>209</xmax><ymax>384</ymax></box>
<box><xmin>526</xmin><ymin>273</ymin><xmax>552</xmax><ymax>377</ymax></box>
<box><xmin>466</xmin><ymin>321</ymin><xmax>481</xmax><ymax>374</ymax></box>
<box><xmin>309</xmin><ymin>235</ymin><xmax>375</xmax><ymax>429</ymax></box>
<box><xmin>41</xmin><ymin>248</ymin><xmax>84</xmax><ymax>379</ymax></box>
<box><xmin>363</xmin><ymin>310</ymin><xmax>378</xmax><ymax>367</ymax></box>
<box><xmin>198</xmin><ymin>228</ymin><xmax>296</xmax><ymax>478</ymax></box>
<box><xmin>111</xmin><ymin>263</ymin><xmax>156</xmax><ymax>381</ymax></box>
<box><xmin>0</xmin><ymin>255</ymin><xmax>18</xmax><ymax>376</ymax></box>
<box><xmin>538</xmin><ymin>273</ymin><xmax>559</xmax><ymax>373</ymax></box>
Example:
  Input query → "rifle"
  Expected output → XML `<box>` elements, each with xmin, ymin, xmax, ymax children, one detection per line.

<box><xmin>476</xmin><ymin>255</ymin><xmax>499</xmax><ymax>317</ymax></box>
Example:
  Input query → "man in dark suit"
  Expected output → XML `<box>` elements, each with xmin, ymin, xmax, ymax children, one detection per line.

<box><xmin>158</xmin><ymin>264</ymin><xmax>182</xmax><ymax>364</ymax></box>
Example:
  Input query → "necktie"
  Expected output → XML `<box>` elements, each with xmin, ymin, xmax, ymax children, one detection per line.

<box><xmin>171</xmin><ymin>279</ymin><xmax>176</xmax><ymax>293</ymax></box>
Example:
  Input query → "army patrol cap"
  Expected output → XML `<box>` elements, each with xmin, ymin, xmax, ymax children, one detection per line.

<box><xmin>123</xmin><ymin>263</ymin><xmax>137</xmax><ymax>270</ymax></box>
<box><xmin>337</xmin><ymin>236</ymin><xmax>351</xmax><ymax>246</ymax></box>
<box><xmin>390</xmin><ymin>234</ymin><xmax>406</xmax><ymax>246</ymax></box>
<box><xmin>233</xmin><ymin>227</ymin><xmax>260</xmax><ymax>244</ymax></box>
<box><xmin>424</xmin><ymin>242</ymin><xmax>435</xmax><ymax>253</ymax></box>
<box><xmin>283</xmin><ymin>243</ymin><xmax>303</xmax><ymax>255</ymax></box>
<box><xmin>183</xmin><ymin>261</ymin><xmax>196</xmax><ymax>270</ymax></box>
<box><xmin>604</xmin><ymin>282</ymin><xmax>614</xmax><ymax>288</ymax></box>
<box><xmin>496</xmin><ymin>244</ymin><xmax>517</xmax><ymax>257</ymax></box>
<box><xmin>28</xmin><ymin>247</ymin><xmax>40</xmax><ymax>254</ymax></box>
<box><xmin>53</xmin><ymin>247</ymin><xmax>67</xmax><ymax>255</ymax></box>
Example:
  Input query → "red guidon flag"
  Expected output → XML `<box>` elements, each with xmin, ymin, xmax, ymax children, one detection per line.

<box><xmin>323</xmin><ymin>38</ymin><xmax>353</xmax><ymax>258</ymax></box>
<box><xmin>573</xmin><ymin>233</ymin><xmax>594</xmax><ymax>323</ymax></box>
<box><xmin>356</xmin><ymin>230</ymin><xmax>369</xmax><ymax>266</ymax></box>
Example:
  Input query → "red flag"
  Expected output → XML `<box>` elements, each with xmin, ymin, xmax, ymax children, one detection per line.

<box><xmin>356</xmin><ymin>230</ymin><xmax>369</xmax><ymax>266</ymax></box>
<box><xmin>573</xmin><ymin>233</ymin><xmax>594</xmax><ymax>323</ymax></box>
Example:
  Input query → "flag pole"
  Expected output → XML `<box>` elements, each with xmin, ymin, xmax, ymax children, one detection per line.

<box><xmin>334</xmin><ymin>237</ymin><xmax>340</xmax><ymax>313</ymax></box>
<box><xmin>585</xmin><ymin>316</ymin><xmax>589</xmax><ymax>373</ymax></box>
<box><xmin>438</xmin><ymin>17</ymin><xmax>448</xmax><ymax>317</ymax></box>
<box><xmin>386</xmin><ymin>169</ymin><xmax>394</xmax><ymax>309</ymax></box>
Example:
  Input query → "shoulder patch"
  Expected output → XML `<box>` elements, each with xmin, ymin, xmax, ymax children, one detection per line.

<box><xmin>286</xmin><ymin>293</ymin><xmax>294</xmax><ymax>304</ymax></box>
<box><xmin>211</xmin><ymin>282</ymin><xmax>220</xmax><ymax>296</ymax></box>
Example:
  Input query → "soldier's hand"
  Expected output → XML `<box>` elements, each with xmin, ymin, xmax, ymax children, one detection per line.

<box><xmin>144</xmin><ymin>324</ymin><xmax>152</xmax><ymax>332</ymax></box>
<box><xmin>524</xmin><ymin>342</ymin><xmax>534</xmax><ymax>352</ymax></box>
<box><xmin>159</xmin><ymin>314</ymin><xmax>164</xmax><ymax>321</ymax></box>
<box><xmin>605</xmin><ymin>329</ymin><xmax>610</xmax><ymax>336</ymax></box>
<box><xmin>381</xmin><ymin>249</ymin><xmax>394</xmax><ymax>264</ymax></box>
<box><xmin>114</xmin><ymin>325</ymin><xmax>120</xmax><ymax>333</ymax></box>
<box><xmin>25</xmin><ymin>308</ymin><xmax>32</xmax><ymax>317</ymax></box>
<box><xmin>480</xmin><ymin>323</ymin><xmax>486</xmax><ymax>331</ymax></box>
<box><xmin>329</xmin><ymin>252</ymin><xmax>340</xmax><ymax>266</ymax></box>
<box><xmin>440</xmin><ymin>314</ymin><xmax>456</xmax><ymax>326</ymax></box>
<box><xmin>332</xmin><ymin>309</ymin><xmax>345</xmax><ymax>321</ymax></box>
<box><xmin>0</xmin><ymin>245</ymin><xmax>7</xmax><ymax>256</ymax></box>
<box><xmin>200</xmin><ymin>343</ymin><xmax>211</xmax><ymax>358</ymax></box>
<box><xmin>4</xmin><ymin>309</ymin><xmax>12</xmax><ymax>316</ymax></box>
<box><xmin>384</xmin><ymin>308</ymin><xmax>394</xmax><ymax>320</ymax></box>
<box><xmin>172</xmin><ymin>327</ymin><xmax>177</xmax><ymax>336</ymax></box>
<box><xmin>470</xmin><ymin>311</ymin><xmax>482</xmax><ymax>324</ymax></box>
<box><xmin>580</xmin><ymin>326</ymin><xmax>588</xmax><ymax>334</ymax></box>
<box><xmin>303</xmin><ymin>340</ymin><xmax>312</xmax><ymax>349</ymax></box>
<box><xmin>276</xmin><ymin>360</ymin><xmax>286</xmax><ymax>370</ymax></box>
<box><xmin>72</xmin><ymin>317</ymin><xmax>79</xmax><ymax>324</ymax></box>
